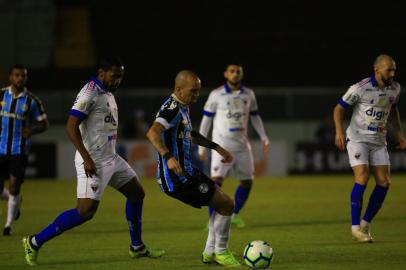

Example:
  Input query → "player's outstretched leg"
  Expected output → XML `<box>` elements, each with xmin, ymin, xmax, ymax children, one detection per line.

<box><xmin>119</xmin><ymin>177</ymin><xmax>165</xmax><ymax>259</ymax></box>
<box><xmin>208</xmin><ymin>188</ymin><xmax>240</xmax><ymax>267</ymax></box>
<box><xmin>232</xmin><ymin>180</ymin><xmax>252</xmax><ymax>228</ymax></box>
<box><xmin>126</xmin><ymin>199</ymin><xmax>165</xmax><ymax>258</ymax></box>
<box><xmin>22</xmin><ymin>199</ymin><xmax>96</xmax><ymax>266</ymax></box>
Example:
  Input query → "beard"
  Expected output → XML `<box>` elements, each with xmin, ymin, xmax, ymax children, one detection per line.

<box><xmin>382</xmin><ymin>77</ymin><xmax>393</xmax><ymax>86</ymax></box>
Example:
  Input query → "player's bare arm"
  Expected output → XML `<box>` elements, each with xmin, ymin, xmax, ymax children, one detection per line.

<box><xmin>66</xmin><ymin>116</ymin><xmax>97</xmax><ymax>178</ymax></box>
<box><xmin>333</xmin><ymin>104</ymin><xmax>346</xmax><ymax>151</ymax></box>
<box><xmin>191</xmin><ymin>131</ymin><xmax>233</xmax><ymax>163</ymax></box>
<box><xmin>388</xmin><ymin>106</ymin><xmax>406</xmax><ymax>150</ymax></box>
<box><xmin>22</xmin><ymin>119</ymin><xmax>49</xmax><ymax>138</ymax></box>
<box><xmin>146</xmin><ymin>122</ymin><xmax>183</xmax><ymax>175</ymax></box>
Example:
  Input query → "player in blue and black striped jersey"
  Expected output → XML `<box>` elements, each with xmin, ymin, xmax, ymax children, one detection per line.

<box><xmin>0</xmin><ymin>65</ymin><xmax>48</xmax><ymax>236</ymax></box>
<box><xmin>146</xmin><ymin>70</ymin><xmax>240</xmax><ymax>267</ymax></box>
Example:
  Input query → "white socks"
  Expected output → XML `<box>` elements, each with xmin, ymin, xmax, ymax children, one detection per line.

<box><xmin>1</xmin><ymin>188</ymin><xmax>9</xmax><ymax>201</ymax></box>
<box><xmin>5</xmin><ymin>194</ymin><xmax>21</xmax><ymax>227</ymax></box>
<box><xmin>360</xmin><ymin>220</ymin><xmax>369</xmax><ymax>229</ymax></box>
<box><xmin>213</xmin><ymin>213</ymin><xmax>231</xmax><ymax>254</ymax></box>
<box><xmin>204</xmin><ymin>212</ymin><xmax>216</xmax><ymax>254</ymax></box>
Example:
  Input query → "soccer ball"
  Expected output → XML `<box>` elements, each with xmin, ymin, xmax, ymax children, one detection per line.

<box><xmin>243</xmin><ymin>240</ymin><xmax>273</xmax><ymax>269</ymax></box>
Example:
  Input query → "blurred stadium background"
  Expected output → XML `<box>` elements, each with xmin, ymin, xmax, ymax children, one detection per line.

<box><xmin>1</xmin><ymin>0</ymin><xmax>405</xmax><ymax>179</ymax></box>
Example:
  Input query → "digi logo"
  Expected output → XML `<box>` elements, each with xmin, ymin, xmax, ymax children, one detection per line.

<box><xmin>104</xmin><ymin>113</ymin><xmax>117</xmax><ymax>126</ymax></box>
<box><xmin>365</xmin><ymin>108</ymin><xmax>386</xmax><ymax>120</ymax></box>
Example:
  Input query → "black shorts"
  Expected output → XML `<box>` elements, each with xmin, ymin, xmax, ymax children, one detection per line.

<box><xmin>165</xmin><ymin>170</ymin><xmax>216</xmax><ymax>208</ymax></box>
<box><xmin>0</xmin><ymin>155</ymin><xmax>28</xmax><ymax>181</ymax></box>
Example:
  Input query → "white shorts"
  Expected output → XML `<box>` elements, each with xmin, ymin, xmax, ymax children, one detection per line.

<box><xmin>76</xmin><ymin>155</ymin><xmax>138</xmax><ymax>200</ymax></box>
<box><xmin>346</xmin><ymin>140</ymin><xmax>390</xmax><ymax>167</ymax></box>
<box><xmin>210</xmin><ymin>149</ymin><xmax>254</xmax><ymax>180</ymax></box>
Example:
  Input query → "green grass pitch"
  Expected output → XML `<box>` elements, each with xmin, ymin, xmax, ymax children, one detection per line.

<box><xmin>1</xmin><ymin>175</ymin><xmax>406</xmax><ymax>270</ymax></box>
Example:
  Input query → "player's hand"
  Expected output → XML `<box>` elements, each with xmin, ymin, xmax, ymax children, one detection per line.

<box><xmin>335</xmin><ymin>131</ymin><xmax>346</xmax><ymax>151</ymax></box>
<box><xmin>22</xmin><ymin>127</ymin><xmax>31</xmax><ymax>138</ymax></box>
<box><xmin>83</xmin><ymin>157</ymin><xmax>98</xmax><ymax>178</ymax></box>
<box><xmin>262</xmin><ymin>140</ymin><xmax>270</xmax><ymax>156</ymax></box>
<box><xmin>396</xmin><ymin>134</ymin><xmax>406</xmax><ymax>150</ymax></box>
<box><xmin>167</xmin><ymin>157</ymin><xmax>184</xmax><ymax>175</ymax></box>
<box><xmin>199</xmin><ymin>151</ymin><xmax>208</xmax><ymax>163</ymax></box>
<box><xmin>216</xmin><ymin>146</ymin><xmax>233</xmax><ymax>163</ymax></box>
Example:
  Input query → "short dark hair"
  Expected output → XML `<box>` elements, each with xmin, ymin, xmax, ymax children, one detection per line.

<box><xmin>97</xmin><ymin>56</ymin><xmax>124</xmax><ymax>71</ymax></box>
<box><xmin>225</xmin><ymin>63</ymin><xmax>242</xmax><ymax>71</ymax></box>
<box><xmin>9</xmin><ymin>64</ymin><xmax>27</xmax><ymax>74</ymax></box>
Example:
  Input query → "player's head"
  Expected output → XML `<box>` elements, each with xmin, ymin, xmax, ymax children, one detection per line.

<box><xmin>9</xmin><ymin>64</ymin><xmax>28</xmax><ymax>91</ymax></box>
<box><xmin>374</xmin><ymin>54</ymin><xmax>396</xmax><ymax>86</ymax></box>
<box><xmin>97</xmin><ymin>56</ymin><xmax>125</xmax><ymax>92</ymax></box>
<box><xmin>224</xmin><ymin>64</ymin><xmax>243</xmax><ymax>85</ymax></box>
<box><xmin>174</xmin><ymin>70</ymin><xmax>201</xmax><ymax>105</ymax></box>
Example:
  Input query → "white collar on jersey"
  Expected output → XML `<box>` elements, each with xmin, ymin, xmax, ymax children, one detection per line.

<box><xmin>171</xmin><ymin>93</ymin><xmax>187</xmax><ymax>105</ymax></box>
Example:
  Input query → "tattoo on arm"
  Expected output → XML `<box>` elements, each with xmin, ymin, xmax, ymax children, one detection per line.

<box><xmin>191</xmin><ymin>130</ymin><xmax>218</xmax><ymax>150</ymax></box>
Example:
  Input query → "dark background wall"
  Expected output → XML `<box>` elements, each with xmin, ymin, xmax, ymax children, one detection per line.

<box><xmin>9</xmin><ymin>0</ymin><xmax>403</xmax><ymax>90</ymax></box>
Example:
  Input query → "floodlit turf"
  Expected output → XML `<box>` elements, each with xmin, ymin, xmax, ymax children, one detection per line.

<box><xmin>1</xmin><ymin>175</ymin><xmax>406</xmax><ymax>270</ymax></box>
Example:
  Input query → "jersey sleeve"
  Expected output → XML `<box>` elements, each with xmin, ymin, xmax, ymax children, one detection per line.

<box><xmin>155</xmin><ymin>101</ymin><xmax>180</xmax><ymax>130</ymax></box>
<box><xmin>202</xmin><ymin>91</ymin><xmax>217</xmax><ymax>117</ymax></box>
<box><xmin>70</xmin><ymin>82</ymin><xmax>98</xmax><ymax>120</ymax></box>
<box><xmin>249</xmin><ymin>90</ymin><xmax>260</xmax><ymax>116</ymax></box>
<box><xmin>30</xmin><ymin>97</ymin><xmax>47</xmax><ymax>121</ymax></box>
<box><xmin>338</xmin><ymin>85</ymin><xmax>361</xmax><ymax>108</ymax></box>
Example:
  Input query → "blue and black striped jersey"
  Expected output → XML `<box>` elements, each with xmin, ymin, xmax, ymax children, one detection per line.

<box><xmin>0</xmin><ymin>87</ymin><xmax>47</xmax><ymax>155</ymax></box>
<box><xmin>154</xmin><ymin>94</ymin><xmax>194</xmax><ymax>192</ymax></box>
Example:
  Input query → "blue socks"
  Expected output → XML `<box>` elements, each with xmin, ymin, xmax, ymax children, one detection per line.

<box><xmin>234</xmin><ymin>185</ymin><xmax>251</xmax><ymax>214</ymax></box>
<box><xmin>126</xmin><ymin>199</ymin><xmax>144</xmax><ymax>247</ymax></box>
<box><xmin>350</xmin><ymin>183</ymin><xmax>366</xmax><ymax>225</ymax></box>
<box><xmin>363</xmin><ymin>185</ymin><xmax>388</xmax><ymax>222</ymax></box>
<box><xmin>35</xmin><ymin>209</ymin><xmax>84</xmax><ymax>248</ymax></box>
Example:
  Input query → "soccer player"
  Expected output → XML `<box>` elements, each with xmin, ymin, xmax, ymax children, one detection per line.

<box><xmin>146</xmin><ymin>70</ymin><xmax>240</xmax><ymax>267</ymax></box>
<box><xmin>333</xmin><ymin>54</ymin><xmax>406</xmax><ymax>242</ymax></box>
<box><xmin>198</xmin><ymin>64</ymin><xmax>270</xmax><ymax>228</ymax></box>
<box><xmin>22</xmin><ymin>57</ymin><xmax>164</xmax><ymax>266</ymax></box>
<box><xmin>0</xmin><ymin>65</ymin><xmax>48</xmax><ymax>236</ymax></box>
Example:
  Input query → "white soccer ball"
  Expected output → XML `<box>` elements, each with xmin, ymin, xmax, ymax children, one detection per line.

<box><xmin>243</xmin><ymin>240</ymin><xmax>274</xmax><ymax>269</ymax></box>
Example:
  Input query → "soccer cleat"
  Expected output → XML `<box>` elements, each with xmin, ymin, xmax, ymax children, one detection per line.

<box><xmin>22</xmin><ymin>236</ymin><xmax>39</xmax><ymax>266</ymax></box>
<box><xmin>214</xmin><ymin>250</ymin><xmax>241</xmax><ymax>267</ymax></box>
<box><xmin>231</xmin><ymin>214</ymin><xmax>246</xmax><ymax>228</ymax></box>
<box><xmin>202</xmin><ymin>252</ymin><xmax>214</xmax><ymax>264</ymax></box>
<box><xmin>360</xmin><ymin>224</ymin><xmax>374</xmax><ymax>242</ymax></box>
<box><xmin>351</xmin><ymin>228</ymin><xmax>373</xmax><ymax>243</ymax></box>
<box><xmin>3</xmin><ymin>226</ymin><xmax>12</xmax><ymax>236</ymax></box>
<box><xmin>129</xmin><ymin>245</ymin><xmax>165</xmax><ymax>259</ymax></box>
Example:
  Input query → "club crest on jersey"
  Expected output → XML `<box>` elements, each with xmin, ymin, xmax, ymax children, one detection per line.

<box><xmin>198</xmin><ymin>183</ymin><xmax>209</xmax><ymax>194</ymax></box>
<box><xmin>0</xmin><ymin>101</ymin><xmax>6</xmax><ymax>108</ymax></box>
<box><xmin>355</xmin><ymin>153</ymin><xmax>361</xmax><ymax>159</ymax></box>
<box><xmin>90</xmin><ymin>182</ymin><xmax>99</xmax><ymax>192</ymax></box>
